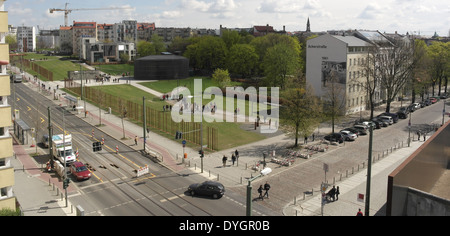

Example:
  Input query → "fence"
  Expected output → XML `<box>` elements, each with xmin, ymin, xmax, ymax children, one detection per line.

<box><xmin>65</xmin><ymin>81</ymin><xmax>219</xmax><ymax>151</ymax></box>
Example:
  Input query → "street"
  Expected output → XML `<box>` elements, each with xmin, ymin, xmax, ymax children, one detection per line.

<box><xmin>12</xmin><ymin>81</ymin><xmax>277</xmax><ymax>216</ymax></box>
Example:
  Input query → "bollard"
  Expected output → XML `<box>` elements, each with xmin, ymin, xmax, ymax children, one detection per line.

<box><xmin>217</xmin><ymin>174</ymin><xmax>219</xmax><ymax>181</ymax></box>
<box><xmin>294</xmin><ymin>196</ymin><xmax>297</xmax><ymax>205</ymax></box>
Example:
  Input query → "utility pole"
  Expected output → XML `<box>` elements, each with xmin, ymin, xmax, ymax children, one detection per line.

<box><xmin>365</xmin><ymin>123</ymin><xmax>374</xmax><ymax>216</ymax></box>
<box><xmin>143</xmin><ymin>97</ymin><xmax>147</xmax><ymax>152</ymax></box>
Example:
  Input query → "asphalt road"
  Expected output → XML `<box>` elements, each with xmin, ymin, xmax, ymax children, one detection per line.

<box><xmin>12</xmin><ymin>81</ymin><xmax>277</xmax><ymax>216</ymax></box>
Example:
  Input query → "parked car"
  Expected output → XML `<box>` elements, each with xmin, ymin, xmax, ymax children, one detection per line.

<box><xmin>353</xmin><ymin>125</ymin><xmax>368</xmax><ymax>135</ymax></box>
<box><xmin>188</xmin><ymin>181</ymin><xmax>225</xmax><ymax>199</ymax></box>
<box><xmin>340</xmin><ymin>130</ymin><xmax>358</xmax><ymax>141</ymax></box>
<box><xmin>372</xmin><ymin>118</ymin><xmax>388</xmax><ymax>127</ymax></box>
<box><xmin>378</xmin><ymin>112</ymin><xmax>399</xmax><ymax>123</ymax></box>
<box><xmin>397</xmin><ymin>107</ymin><xmax>409</xmax><ymax>119</ymax></box>
<box><xmin>379</xmin><ymin>115</ymin><xmax>393</xmax><ymax>125</ymax></box>
<box><xmin>70</xmin><ymin>162</ymin><xmax>91</xmax><ymax>181</ymax></box>
<box><xmin>412</xmin><ymin>103</ymin><xmax>421</xmax><ymax>110</ymax></box>
<box><xmin>424</xmin><ymin>99</ymin><xmax>432</xmax><ymax>106</ymax></box>
<box><xmin>342</xmin><ymin>127</ymin><xmax>361</xmax><ymax>136</ymax></box>
<box><xmin>324</xmin><ymin>133</ymin><xmax>344</xmax><ymax>143</ymax></box>
<box><xmin>361</xmin><ymin>121</ymin><xmax>380</xmax><ymax>129</ymax></box>
<box><xmin>429</xmin><ymin>97</ymin><xmax>437</xmax><ymax>104</ymax></box>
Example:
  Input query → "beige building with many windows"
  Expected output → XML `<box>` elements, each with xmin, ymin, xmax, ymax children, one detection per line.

<box><xmin>0</xmin><ymin>0</ymin><xmax>15</xmax><ymax>212</ymax></box>
<box><xmin>306</xmin><ymin>34</ymin><xmax>374</xmax><ymax>115</ymax></box>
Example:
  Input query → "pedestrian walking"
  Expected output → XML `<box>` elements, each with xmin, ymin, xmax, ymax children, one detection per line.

<box><xmin>258</xmin><ymin>185</ymin><xmax>264</xmax><ymax>200</ymax></box>
<box><xmin>231</xmin><ymin>154</ymin><xmax>236</xmax><ymax>166</ymax></box>
<box><xmin>356</xmin><ymin>208</ymin><xmax>364</xmax><ymax>216</ymax></box>
<box><xmin>329</xmin><ymin>185</ymin><xmax>336</xmax><ymax>202</ymax></box>
<box><xmin>134</xmin><ymin>136</ymin><xmax>138</xmax><ymax>146</ymax></box>
<box><xmin>222</xmin><ymin>155</ymin><xmax>227</xmax><ymax>167</ymax></box>
<box><xmin>235</xmin><ymin>149</ymin><xmax>239</xmax><ymax>158</ymax></box>
<box><xmin>263</xmin><ymin>182</ymin><xmax>271</xmax><ymax>199</ymax></box>
<box><xmin>335</xmin><ymin>186</ymin><xmax>340</xmax><ymax>201</ymax></box>
<box><xmin>417</xmin><ymin>130</ymin><xmax>421</xmax><ymax>140</ymax></box>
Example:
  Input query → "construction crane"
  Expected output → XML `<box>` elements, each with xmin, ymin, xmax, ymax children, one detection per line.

<box><xmin>49</xmin><ymin>3</ymin><xmax>133</xmax><ymax>27</ymax></box>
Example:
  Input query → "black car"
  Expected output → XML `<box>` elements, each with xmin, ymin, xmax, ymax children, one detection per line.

<box><xmin>397</xmin><ymin>107</ymin><xmax>409</xmax><ymax>119</ymax></box>
<box><xmin>324</xmin><ymin>133</ymin><xmax>344</xmax><ymax>143</ymax></box>
<box><xmin>188</xmin><ymin>181</ymin><xmax>225</xmax><ymax>199</ymax></box>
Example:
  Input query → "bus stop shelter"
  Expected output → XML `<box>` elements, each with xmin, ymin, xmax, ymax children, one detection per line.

<box><xmin>14</xmin><ymin>119</ymin><xmax>31</xmax><ymax>145</ymax></box>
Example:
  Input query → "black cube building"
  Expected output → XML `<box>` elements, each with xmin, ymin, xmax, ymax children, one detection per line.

<box><xmin>134</xmin><ymin>55</ymin><xmax>189</xmax><ymax>80</ymax></box>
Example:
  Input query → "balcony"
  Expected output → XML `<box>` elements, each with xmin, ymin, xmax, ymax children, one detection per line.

<box><xmin>0</xmin><ymin>12</ymin><xmax>7</xmax><ymax>33</ymax></box>
<box><xmin>0</xmin><ymin>136</ymin><xmax>12</xmax><ymax>159</ymax></box>
<box><xmin>0</xmin><ymin>43</ymin><xmax>8</xmax><ymax>62</ymax></box>
<box><xmin>0</xmin><ymin>75</ymin><xmax>10</xmax><ymax>96</ymax></box>
<box><xmin>0</xmin><ymin>105</ymin><xmax>11</xmax><ymax>128</ymax></box>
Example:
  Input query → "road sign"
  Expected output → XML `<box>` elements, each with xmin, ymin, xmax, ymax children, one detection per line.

<box><xmin>182</xmin><ymin>140</ymin><xmax>186</xmax><ymax>145</ymax></box>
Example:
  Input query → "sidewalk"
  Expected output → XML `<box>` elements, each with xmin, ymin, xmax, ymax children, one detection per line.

<box><xmin>282</xmin><ymin>140</ymin><xmax>423</xmax><ymax>216</ymax></box>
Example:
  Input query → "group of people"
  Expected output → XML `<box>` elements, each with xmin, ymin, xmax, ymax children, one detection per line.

<box><xmin>326</xmin><ymin>185</ymin><xmax>340</xmax><ymax>202</ymax></box>
<box><xmin>257</xmin><ymin>182</ymin><xmax>271</xmax><ymax>200</ymax></box>
<box><xmin>222</xmin><ymin>150</ymin><xmax>239</xmax><ymax>167</ymax></box>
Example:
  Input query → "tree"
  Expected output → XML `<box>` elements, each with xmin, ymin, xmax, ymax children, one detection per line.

<box><xmin>322</xmin><ymin>70</ymin><xmax>347</xmax><ymax>133</ymax></box>
<box><xmin>212</xmin><ymin>68</ymin><xmax>231</xmax><ymax>88</ymax></box>
<box><xmin>137</xmin><ymin>40</ymin><xmax>155</xmax><ymax>57</ymax></box>
<box><xmin>221</xmin><ymin>29</ymin><xmax>241</xmax><ymax>49</ymax></box>
<box><xmin>150</xmin><ymin>34</ymin><xmax>166</xmax><ymax>55</ymax></box>
<box><xmin>263</xmin><ymin>42</ymin><xmax>299</xmax><ymax>88</ymax></box>
<box><xmin>281</xmin><ymin>73</ymin><xmax>321</xmax><ymax>147</ymax></box>
<box><xmin>227</xmin><ymin>44</ymin><xmax>258</xmax><ymax>78</ymax></box>
<box><xmin>184</xmin><ymin>36</ymin><xmax>228</xmax><ymax>73</ymax></box>
<box><xmin>427</xmin><ymin>41</ymin><xmax>450</xmax><ymax>96</ymax></box>
<box><xmin>377</xmin><ymin>38</ymin><xmax>416</xmax><ymax>113</ymax></box>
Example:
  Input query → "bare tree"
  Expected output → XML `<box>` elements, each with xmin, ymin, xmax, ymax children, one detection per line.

<box><xmin>376</xmin><ymin>38</ymin><xmax>416</xmax><ymax>113</ymax></box>
<box><xmin>322</xmin><ymin>70</ymin><xmax>347</xmax><ymax>133</ymax></box>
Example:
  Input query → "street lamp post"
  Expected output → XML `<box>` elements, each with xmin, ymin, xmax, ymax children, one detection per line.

<box><xmin>246</xmin><ymin>168</ymin><xmax>272</xmax><ymax>216</ymax></box>
<box><xmin>364</xmin><ymin>123</ymin><xmax>374</xmax><ymax>216</ymax></box>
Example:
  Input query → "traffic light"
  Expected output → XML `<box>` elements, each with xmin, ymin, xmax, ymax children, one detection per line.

<box><xmin>92</xmin><ymin>141</ymin><xmax>102</xmax><ymax>152</ymax></box>
<box><xmin>175</xmin><ymin>131</ymin><xmax>183</xmax><ymax>140</ymax></box>
<box><xmin>199</xmin><ymin>150</ymin><xmax>204</xmax><ymax>158</ymax></box>
<box><xmin>63</xmin><ymin>178</ymin><xmax>70</xmax><ymax>189</ymax></box>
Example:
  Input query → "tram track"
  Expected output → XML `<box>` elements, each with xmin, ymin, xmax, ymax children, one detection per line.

<box><xmin>14</xmin><ymin>82</ymin><xmax>213</xmax><ymax>216</ymax></box>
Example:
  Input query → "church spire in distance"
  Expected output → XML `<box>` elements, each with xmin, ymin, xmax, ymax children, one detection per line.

<box><xmin>306</xmin><ymin>17</ymin><xmax>311</xmax><ymax>32</ymax></box>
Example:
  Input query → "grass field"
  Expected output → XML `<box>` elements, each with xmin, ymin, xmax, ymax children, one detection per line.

<box><xmin>87</xmin><ymin>83</ymin><xmax>266</xmax><ymax>150</ymax></box>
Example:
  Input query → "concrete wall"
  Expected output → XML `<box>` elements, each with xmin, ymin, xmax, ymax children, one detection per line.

<box><xmin>387</xmin><ymin>120</ymin><xmax>450</xmax><ymax>215</ymax></box>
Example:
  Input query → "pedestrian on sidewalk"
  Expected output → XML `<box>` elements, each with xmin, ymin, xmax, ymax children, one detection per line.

<box><xmin>258</xmin><ymin>185</ymin><xmax>264</xmax><ymax>200</ymax></box>
<box><xmin>329</xmin><ymin>185</ymin><xmax>336</xmax><ymax>201</ymax></box>
<box><xmin>263</xmin><ymin>181</ymin><xmax>271</xmax><ymax>199</ymax></box>
<box><xmin>222</xmin><ymin>155</ymin><xmax>227</xmax><ymax>167</ymax></box>
<box><xmin>231</xmin><ymin>154</ymin><xmax>236</xmax><ymax>166</ymax></box>
<box><xmin>335</xmin><ymin>186</ymin><xmax>340</xmax><ymax>201</ymax></box>
<box><xmin>134</xmin><ymin>136</ymin><xmax>138</xmax><ymax>146</ymax></box>
<box><xmin>356</xmin><ymin>208</ymin><xmax>364</xmax><ymax>216</ymax></box>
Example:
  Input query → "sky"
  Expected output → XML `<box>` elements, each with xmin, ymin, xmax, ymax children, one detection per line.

<box><xmin>5</xmin><ymin>0</ymin><xmax>450</xmax><ymax>37</ymax></box>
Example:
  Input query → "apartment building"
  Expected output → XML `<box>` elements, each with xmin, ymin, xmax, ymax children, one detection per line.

<box><xmin>306</xmin><ymin>34</ymin><xmax>373</xmax><ymax>115</ymax></box>
<box><xmin>72</xmin><ymin>21</ymin><xmax>97</xmax><ymax>57</ymax></box>
<box><xmin>16</xmin><ymin>26</ymin><xmax>36</xmax><ymax>52</ymax></box>
<box><xmin>0</xmin><ymin>0</ymin><xmax>16</xmax><ymax>212</ymax></box>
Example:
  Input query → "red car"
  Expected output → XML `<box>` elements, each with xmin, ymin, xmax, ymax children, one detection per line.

<box><xmin>430</xmin><ymin>97</ymin><xmax>437</xmax><ymax>104</ymax></box>
<box><xmin>70</xmin><ymin>162</ymin><xmax>91</xmax><ymax>181</ymax></box>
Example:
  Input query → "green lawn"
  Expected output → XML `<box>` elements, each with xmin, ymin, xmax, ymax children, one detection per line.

<box><xmin>19</xmin><ymin>53</ymin><xmax>80</xmax><ymax>81</ymax></box>
<box><xmin>88</xmin><ymin>83</ymin><xmax>266</xmax><ymax>150</ymax></box>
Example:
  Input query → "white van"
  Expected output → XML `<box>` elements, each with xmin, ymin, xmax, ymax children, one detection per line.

<box><xmin>379</xmin><ymin>116</ymin><xmax>393</xmax><ymax>125</ymax></box>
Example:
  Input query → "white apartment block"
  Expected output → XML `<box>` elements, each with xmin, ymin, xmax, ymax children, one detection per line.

<box><xmin>16</xmin><ymin>26</ymin><xmax>36</xmax><ymax>52</ymax></box>
<box><xmin>306</xmin><ymin>34</ymin><xmax>374</xmax><ymax>115</ymax></box>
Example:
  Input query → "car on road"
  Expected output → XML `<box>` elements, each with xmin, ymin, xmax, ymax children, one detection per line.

<box><xmin>340</xmin><ymin>130</ymin><xmax>358</xmax><ymax>141</ymax></box>
<box><xmin>412</xmin><ymin>103</ymin><xmax>421</xmax><ymax>110</ymax></box>
<box><xmin>324</xmin><ymin>133</ymin><xmax>344</xmax><ymax>143</ymax></box>
<box><xmin>378</xmin><ymin>112</ymin><xmax>399</xmax><ymax>123</ymax></box>
<box><xmin>188</xmin><ymin>181</ymin><xmax>225</xmax><ymax>199</ymax></box>
<box><xmin>353</xmin><ymin>125</ymin><xmax>368</xmax><ymax>135</ymax></box>
<box><xmin>372</xmin><ymin>118</ymin><xmax>388</xmax><ymax>127</ymax></box>
<box><xmin>430</xmin><ymin>97</ymin><xmax>437</xmax><ymax>104</ymax></box>
<box><xmin>397</xmin><ymin>107</ymin><xmax>409</xmax><ymax>119</ymax></box>
<box><xmin>70</xmin><ymin>162</ymin><xmax>91</xmax><ymax>181</ymax></box>
<box><xmin>342</xmin><ymin>127</ymin><xmax>361</xmax><ymax>136</ymax></box>
<box><xmin>378</xmin><ymin>116</ymin><xmax>393</xmax><ymax>125</ymax></box>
